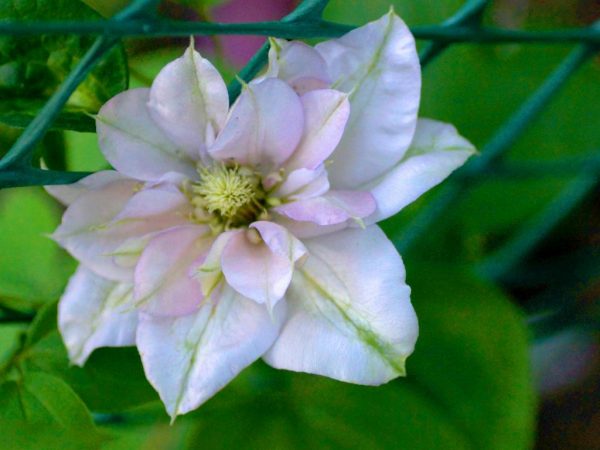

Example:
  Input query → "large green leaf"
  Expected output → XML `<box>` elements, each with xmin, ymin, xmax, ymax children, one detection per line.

<box><xmin>0</xmin><ymin>187</ymin><xmax>75</xmax><ymax>307</ymax></box>
<box><xmin>0</xmin><ymin>372</ymin><xmax>109</xmax><ymax>450</ymax></box>
<box><xmin>113</xmin><ymin>266</ymin><xmax>532</xmax><ymax>450</ymax></box>
<box><xmin>20</xmin><ymin>302</ymin><xmax>159</xmax><ymax>413</ymax></box>
<box><xmin>0</xmin><ymin>0</ymin><xmax>128</xmax><ymax>131</ymax></box>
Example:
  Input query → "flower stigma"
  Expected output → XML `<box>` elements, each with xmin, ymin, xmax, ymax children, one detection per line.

<box><xmin>191</xmin><ymin>163</ymin><xmax>267</xmax><ymax>230</ymax></box>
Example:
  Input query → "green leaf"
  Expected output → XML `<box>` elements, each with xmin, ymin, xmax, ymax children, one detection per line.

<box><xmin>0</xmin><ymin>372</ymin><xmax>109</xmax><ymax>450</ymax></box>
<box><xmin>20</xmin><ymin>305</ymin><xmax>158</xmax><ymax>412</ymax></box>
<box><xmin>0</xmin><ymin>0</ymin><xmax>128</xmax><ymax>131</ymax></box>
<box><xmin>169</xmin><ymin>266</ymin><xmax>534</xmax><ymax>450</ymax></box>
<box><xmin>406</xmin><ymin>265</ymin><xmax>536</xmax><ymax>449</ymax></box>
<box><xmin>0</xmin><ymin>371</ymin><xmax>94</xmax><ymax>426</ymax></box>
<box><xmin>0</xmin><ymin>99</ymin><xmax>95</xmax><ymax>132</ymax></box>
<box><xmin>81</xmin><ymin>0</ymin><xmax>133</xmax><ymax>17</ymax></box>
<box><xmin>0</xmin><ymin>187</ymin><xmax>75</xmax><ymax>306</ymax></box>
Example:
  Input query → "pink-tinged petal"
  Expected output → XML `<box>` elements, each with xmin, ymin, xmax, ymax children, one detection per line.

<box><xmin>96</xmin><ymin>88</ymin><xmax>198</xmax><ymax>181</ymax></box>
<box><xmin>134</xmin><ymin>225</ymin><xmax>212</xmax><ymax>317</ymax></box>
<box><xmin>209</xmin><ymin>78</ymin><xmax>304</xmax><ymax>171</ymax></box>
<box><xmin>265</xmin><ymin>38</ymin><xmax>331</xmax><ymax>94</ymax></box>
<box><xmin>137</xmin><ymin>284</ymin><xmax>284</xmax><ymax>419</ymax></box>
<box><xmin>53</xmin><ymin>179</ymin><xmax>139</xmax><ymax>281</ymax></box>
<box><xmin>365</xmin><ymin>118</ymin><xmax>476</xmax><ymax>223</ymax></box>
<box><xmin>272</xmin><ymin>213</ymin><xmax>348</xmax><ymax>239</ymax></box>
<box><xmin>53</xmin><ymin>181</ymin><xmax>190</xmax><ymax>281</ymax></box>
<box><xmin>264</xmin><ymin>226</ymin><xmax>418</xmax><ymax>384</ymax></box>
<box><xmin>251</xmin><ymin>221</ymin><xmax>307</xmax><ymax>263</ymax></box>
<box><xmin>59</xmin><ymin>266</ymin><xmax>137</xmax><ymax>366</ymax></box>
<box><xmin>284</xmin><ymin>89</ymin><xmax>349</xmax><ymax>171</ymax></box>
<box><xmin>148</xmin><ymin>45</ymin><xmax>229</xmax><ymax>161</ymax></box>
<box><xmin>45</xmin><ymin>170</ymin><xmax>127</xmax><ymax>206</ymax></box>
<box><xmin>316</xmin><ymin>11</ymin><xmax>421</xmax><ymax>188</ymax></box>
<box><xmin>221</xmin><ymin>222</ymin><xmax>305</xmax><ymax>308</ymax></box>
<box><xmin>273</xmin><ymin>166</ymin><xmax>329</xmax><ymax>200</ymax></box>
<box><xmin>274</xmin><ymin>190</ymin><xmax>375</xmax><ymax>226</ymax></box>
<box><xmin>111</xmin><ymin>183</ymin><xmax>188</xmax><ymax>221</ymax></box>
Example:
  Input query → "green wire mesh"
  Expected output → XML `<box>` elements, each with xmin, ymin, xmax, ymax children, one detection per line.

<box><xmin>0</xmin><ymin>0</ymin><xmax>599</xmax><ymax>284</ymax></box>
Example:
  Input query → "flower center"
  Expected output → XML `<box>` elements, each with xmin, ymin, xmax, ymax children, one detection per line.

<box><xmin>191</xmin><ymin>164</ymin><xmax>266</xmax><ymax>229</ymax></box>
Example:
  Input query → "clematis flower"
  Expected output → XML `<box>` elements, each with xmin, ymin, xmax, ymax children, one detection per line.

<box><xmin>48</xmin><ymin>10</ymin><xmax>475</xmax><ymax>419</ymax></box>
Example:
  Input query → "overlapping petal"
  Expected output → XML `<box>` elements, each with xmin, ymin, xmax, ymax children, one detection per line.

<box><xmin>45</xmin><ymin>170</ymin><xmax>127</xmax><ymax>206</ymax></box>
<box><xmin>59</xmin><ymin>266</ymin><xmax>137</xmax><ymax>366</ymax></box>
<box><xmin>265</xmin><ymin>38</ymin><xmax>331</xmax><ymax>94</ymax></box>
<box><xmin>274</xmin><ymin>190</ymin><xmax>375</xmax><ymax>227</ymax></box>
<box><xmin>53</xmin><ymin>181</ymin><xmax>191</xmax><ymax>281</ymax></box>
<box><xmin>317</xmin><ymin>11</ymin><xmax>421</xmax><ymax>189</ymax></box>
<box><xmin>273</xmin><ymin>166</ymin><xmax>329</xmax><ymax>201</ymax></box>
<box><xmin>221</xmin><ymin>222</ymin><xmax>306</xmax><ymax>308</ymax></box>
<box><xmin>137</xmin><ymin>284</ymin><xmax>283</xmax><ymax>419</ymax></box>
<box><xmin>209</xmin><ymin>78</ymin><xmax>304</xmax><ymax>170</ymax></box>
<box><xmin>264</xmin><ymin>226</ymin><xmax>418</xmax><ymax>384</ymax></box>
<box><xmin>365</xmin><ymin>118</ymin><xmax>476</xmax><ymax>222</ymax></box>
<box><xmin>134</xmin><ymin>225</ymin><xmax>212</xmax><ymax>317</ymax></box>
<box><xmin>147</xmin><ymin>44</ymin><xmax>229</xmax><ymax>161</ymax></box>
<box><xmin>96</xmin><ymin>88</ymin><xmax>198</xmax><ymax>181</ymax></box>
<box><xmin>283</xmin><ymin>89</ymin><xmax>350</xmax><ymax>172</ymax></box>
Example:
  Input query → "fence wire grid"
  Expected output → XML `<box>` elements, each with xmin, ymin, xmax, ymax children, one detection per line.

<box><xmin>1</xmin><ymin>0</ymin><xmax>599</xmax><ymax>308</ymax></box>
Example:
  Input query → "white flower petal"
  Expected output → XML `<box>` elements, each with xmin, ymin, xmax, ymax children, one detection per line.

<box><xmin>134</xmin><ymin>225</ymin><xmax>212</xmax><ymax>317</ymax></box>
<box><xmin>96</xmin><ymin>88</ymin><xmax>198</xmax><ymax>181</ymax></box>
<box><xmin>209</xmin><ymin>78</ymin><xmax>304</xmax><ymax>171</ymax></box>
<box><xmin>264</xmin><ymin>225</ymin><xmax>418</xmax><ymax>385</ymax></box>
<box><xmin>273</xmin><ymin>166</ymin><xmax>330</xmax><ymax>201</ymax></box>
<box><xmin>137</xmin><ymin>284</ymin><xmax>283</xmax><ymax>419</ymax></box>
<box><xmin>221</xmin><ymin>223</ymin><xmax>305</xmax><ymax>308</ymax></box>
<box><xmin>53</xmin><ymin>180</ymin><xmax>190</xmax><ymax>281</ymax></box>
<box><xmin>45</xmin><ymin>171</ymin><xmax>127</xmax><ymax>206</ymax></box>
<box><xmin>265</xmin><ymin>38</ymin><xmax>331</xmax><ymax>94</ymax></box>
<box><xmin>284</xmin><ymin>89</ymin><xmax>350</xmax><ymax>172</ymax></box>
<box><xmin>316</xmin><ymin>11</ymin><xmax>421</xmax><ymax>188</ymax></box>
<box><xmin>58</xmin><ymin>266</ymin><xmax>137</xmax><ymax>366</ymax></box>
<box><xmin>274</xmin><ymin>190</ymin><xmax>375</xmax><ymax>226</ymax></box>
<box><xmin>366</xmin><ymin>118</ymin><xmax>476</xmax><ymax>222</ymax></box>
<box><xmin>148</xmin><ymin>45</ymin><xmax>229</xmax><ymax>161</ymax></box>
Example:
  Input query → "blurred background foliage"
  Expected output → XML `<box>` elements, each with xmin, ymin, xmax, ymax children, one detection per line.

<box><xmin>0</xmin><ymin>0</ymin><xmax>599</xmax><ymax>448</ymax></box>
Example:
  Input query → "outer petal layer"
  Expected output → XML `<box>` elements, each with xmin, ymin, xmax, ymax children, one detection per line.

<box><xmin>148</xmin><ymin>45</ymin><xmax>229</xmax><ymax>161</ymax></box>
<box><xmin>96</xmin><ymin>88</ymin><xmax>198</xmax><ymax>181</ymax></box>
<box><xmin>366</xmin><ymin>118</ymin><xmax>476</xmax><ymax>222</ymax></box>
<box><xmin>263</xmin><ymin>226</ymin><xmax>418</xmax><ymax>385</ymax></box>
<box><xmin>45</xmin><ymin>171</ymin><xmax>127</xmax><ymax>206</ymax></box>
<box><xmin>53</xmin><ymin>180</ymin><xmax>190</xmax><ymax>281</ymax></box>
<box><xmin>137</xmin><ymin>284</ymin><xmax>283</xmax><ymax>419</ymax></box>
<box><xmin>317</xmin><ymin>11</ymin><xmax>421</xmax><ymax>188</ymax></box>
<box><xmin>59</xmin><ymin>266</ymin><xmax>137</xmax><ymax>366</ymax></box>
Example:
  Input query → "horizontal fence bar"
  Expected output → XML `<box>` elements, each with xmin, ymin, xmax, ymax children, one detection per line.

<box><xmin>419</xmin><ymin>0</ymin><xmax>490</xmax><ymax>66</ymax></box>
<box><xmin>227</xmin><ymin>0</ymin><xmax>329</xmax><ymax>101</ymax></box>
<box><xmin>1</xmin><ymin>19</ymin><xmax>599</xmax><ymax>44</ymax></box>
<box><xmin>0</xmin><ymin>168</ymin><xmax>91</xmax><ymax>187</ymax></box>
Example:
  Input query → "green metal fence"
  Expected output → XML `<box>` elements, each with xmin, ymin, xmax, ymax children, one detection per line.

<box><xmin>1</xmin><ymin>0</ymin><xmax>599</xmax><ymax>295</ymax></box>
